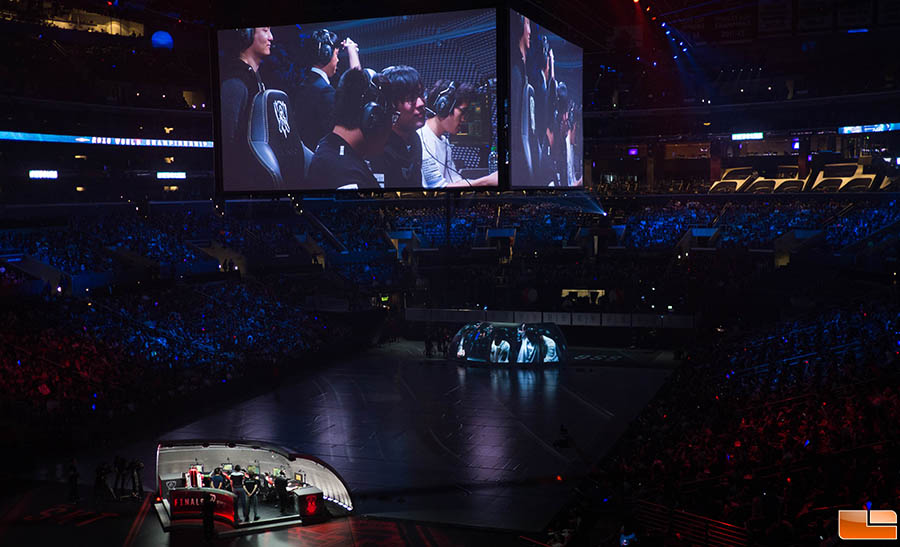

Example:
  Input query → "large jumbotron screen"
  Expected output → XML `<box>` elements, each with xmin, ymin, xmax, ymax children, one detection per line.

<box><xmin>508</xmin><ymin>10</ymin><xmax>583</xmax><ymax>188</ymax></box>
<box><xmin>216</xmin><ymin>10</ymin><xmax>498</xmax><ymax>193</ymax></box>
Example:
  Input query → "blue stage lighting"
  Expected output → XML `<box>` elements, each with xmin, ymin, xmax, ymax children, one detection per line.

<box><xmin>151</xmin><ymin>30</ymin><xmax>174</xmax><ymax>49</ymax></box>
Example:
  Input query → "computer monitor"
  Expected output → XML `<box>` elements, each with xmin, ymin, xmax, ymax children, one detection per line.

<box><xmin>272</xmin><ymin>467</ymin><xmax>281</xmax><ymax>476</ymax></box>
<box><xmin>294</xmin><ymin>473</ymin><xmax>304</xmax><ymax>483</ymax></box>
<box><xmin>223</xmin><ymin>463</ymin><xmax>233</xmax><ymax>473</ymax></box>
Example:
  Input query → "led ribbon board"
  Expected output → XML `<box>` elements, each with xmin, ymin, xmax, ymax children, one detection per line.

<box><xmin>0</xmin><ymin>131</ymin><xmax>213</xmax><ymax>148</ymax></box>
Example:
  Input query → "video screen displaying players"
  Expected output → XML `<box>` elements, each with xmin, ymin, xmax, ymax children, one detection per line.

<box><xmin>216</xmin><ymin>10</ymin><xmax>498</xmax><ymax>193</ymax></box>
<box><xmin>508</xmin><ymin>10</ymin><xmax>583</xmax><ymax>188</ymax></box>
<box><xmin>451</xmin><ymin>322</ymin><xmax>567</xmax><ymax>364</ymax></box>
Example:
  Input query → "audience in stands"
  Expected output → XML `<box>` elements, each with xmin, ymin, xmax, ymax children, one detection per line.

<box><xmin>599</xmin><ymin>302</ymin><xmax>899</xmax><ymax>544</ymax></box>
<box><xmin>826</xmin><ymin>199</ymin><xmax>900</xmax><ymax>250</ymax></box>
<box><xmin>620</xmin><ymin>201</ymin><xmax>719</xmax><ymax>249</ymax></box>
<box><xmin>0</xmin><ymin>227</ymin><xmax>128</xmax><ymax>274</ymax></box>
<box><xmin>0</xmin><ymin>280</ymin><xmax>350</xmax><ymax>446</ymax></box>
<box><xmin>717</xmin><ymin>200</ymin><xmax>843</xmax><ymax>248</ymax></box>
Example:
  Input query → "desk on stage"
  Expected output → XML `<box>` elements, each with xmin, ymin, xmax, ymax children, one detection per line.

<box><xmin>168</xmin><ymin>487</ymin><xmax>236</xmax><ymax>524</ymax></box>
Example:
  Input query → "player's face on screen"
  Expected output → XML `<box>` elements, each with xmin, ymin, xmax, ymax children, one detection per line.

<box><xmin>446</xmin><ymin>103</ymin><xmax>468</xmax><ymax>134</ymax></box>
<box><xmin>251</xmin><ymin>27</ymin><xmax>273</xmax><ymax>57</ymax></box>
<box><xmin>522</xmin><ymin>18</ymin><xmax>531</xmax><ymax>50</ymax></box>
<box><xmin>395</xmin><ymin>95</ymin><xmax>426</xmax><ymax>133</ymax></box>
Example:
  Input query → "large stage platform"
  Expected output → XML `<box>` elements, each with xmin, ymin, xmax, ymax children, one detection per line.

<box><xmin>1</xmin><ymin>341</ymin><xmax>675</xmax><ymax>545</ymax></box>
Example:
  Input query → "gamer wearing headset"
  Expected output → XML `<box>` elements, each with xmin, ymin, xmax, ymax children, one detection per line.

<box><xmin>294</xmin><ymin>29</ymin><xmax>361</xmax><ymax>151</ymax></box>
<box><xmin>531</xmin><ymin>34</ymin><xmax>556</xmax><ymax>163</ymax></box>
<box><xmin>418</xmin><ymin>80</ymin><xmax>498</xmax><ymax>188</ymax></box>
<box><xmin>536</xmin><ymin>80</ymin><xmax>569</xmax><ymax>186</ymax></box>
<box><xmin>368</xmin><ymin>66</ymin><xmax>427</xmax><ymax>189</ymax></box>
<box><xmin>220</xmin><ymin>27</ymin><xmax>274</xmax><ymax>185</ymax></box>
<box><xmin>306</xmin><ymin>68</ymin><xmax>395</xmax><ymax>190</ymax></box>
<box><xmin>566</xmin><ymin>103</ymin><xmax>583</xmax><ymax>186</ymax></box>
<box><xmin>510</xmin><ymin>13</ymin><xmax>533</xmax><ymax>183</ymax></box>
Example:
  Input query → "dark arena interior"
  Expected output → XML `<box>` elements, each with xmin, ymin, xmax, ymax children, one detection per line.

<box><xmin>0</xmin><ymin>0</ymin><xmax>898</xmax><ymax>546</ymax></box>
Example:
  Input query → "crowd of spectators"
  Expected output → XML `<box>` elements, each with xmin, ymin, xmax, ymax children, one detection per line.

<box><xmin>0</xmin><ymin>277</ymin><xmax>353</xmax><ymax>452</ymax></box>
<box><xmin>330</xmin><ymin>260</ymin><xmax>409</xmax><ymax>290</ymax></box>
<box><xmin>301</xmin><ymin>197</ymin><xmax>900</xmax><ymax>257</ymax></box>
<box><xmin>619</xmin><ymin>200</ymin><xmax>720</xmax><ymax>249</ymax></box>
<box><xmin>0</xmin><ymin>303</ymin><xmax>132</xmax><ymax>428</ymax></box>
<box><xmin>717</xmin><ymin>200</ymin><xmax>844</xmax><ymax>249</ymax></box>
<box><xmin>825</xmin><ymin>199</ymin><xmax>900</xmax><ymax>250</ymax></box>
<box><xmin>93</xmin><ymin>214</ymin><xmax>205</xmax><ymax>265</ymax></box>
<box><xmin>91</xmin><ymin>281</ymin><xmax>328</xmax><ymax>362</ymax></box>
<box><xmin>386</xmin><ymin>202</ymin><xmax>497</xmax><ymax>248</ymax></box>
<box><xmin>599</xmin><ymin>302</ymin><xmax>899</xmax><ymax>544</ymax></box>
<box><xmin>0</xmin><ymin>264</ymin><xmax>30</xmax><ymax>292</ymax></box>
<box><xmin>498</xmin><ymin>202</ymin><xmax>585</xmax><ymax>247</ymax></box>
<box><xmin>609</xmin><ymin>198</ymin><xmax>899</xmax><ymax>251</ymax></box>
<box><xmin>3</xmin><ymin>197</ymin><xmax>897</xmax><ymax>311</ymax></box>
<box><xmin>0</xmin><ymin>226</ymin><xmax>128</xmax><ymax>274</ymax></box>
<box><xmin>0</xmin><ymin>212</ymin><xmax>266</xmax><ymax>277</ymax></box>
<box><xmin>305</xmin><ymin>203</ymin><xmax>393</xmax><ymax>252</ymax></box>
<box><xmin>310</xmin><ymin>199</ymin><xmax>601</xmax><ymax>251</ymax></box>
<box><xmin>151</xmin><ymin>209</ymin><xmax>317</xmax><ymax>261</ymax></box>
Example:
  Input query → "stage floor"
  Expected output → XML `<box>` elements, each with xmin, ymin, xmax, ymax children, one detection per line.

<box><xmin>1</xmin><ymin>341</ymin><xmax>674</xmax><ymax>546</ymax></box>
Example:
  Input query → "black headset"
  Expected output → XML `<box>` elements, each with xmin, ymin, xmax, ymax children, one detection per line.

<box><xmin>234</xmin><ymin>28</ymin><xmax>254</xmax><ymax>52</ymax></box>
<box><xmin>566</xmin><ymin>101</ymin><xmax>578</xmax><ymax>133</ymax></box>
<box><xmin>312</xmin><ymin>29</ymin><xmax>338</xmax><ymax>66</ymax></box>
<box><xmin>540</xmin><ymin>35</ymin><xmax>551</xmax><ymax>65</ymax></box>
<box><xmin>430</xmin><ymin>80</ymin><xmax>457</xmax><ymax>119</ymax></box>
<box><xmin>551</xmin><ymin>81</ymin><xmax>569</xmax><ymax>133</ymax></box>
<box><xmin>360</xmin><ymin>69</ymin><xmax>394</xmax><ymax>137</ymax></box>
<box><xmin>377</xmin><ymin>66</ymin><xmax>411</xmax><ymax>126</ymax></box>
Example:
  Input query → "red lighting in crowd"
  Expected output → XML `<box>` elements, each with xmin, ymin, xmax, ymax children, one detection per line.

<box><xmin>556</xmin><ymin>475</ymin><xmax>563</xmax><ymax>481</ymax></box>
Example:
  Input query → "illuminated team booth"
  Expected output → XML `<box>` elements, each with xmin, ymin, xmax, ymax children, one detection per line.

<box><xmin>155</xmin><ymin>440</ymin><xmax>352</xmax><ymax>533</ymax></box>
<box><xmin>450</xmin><ymin>322</ymin><xmax>568</xmax><ymax>364</ymax></box>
